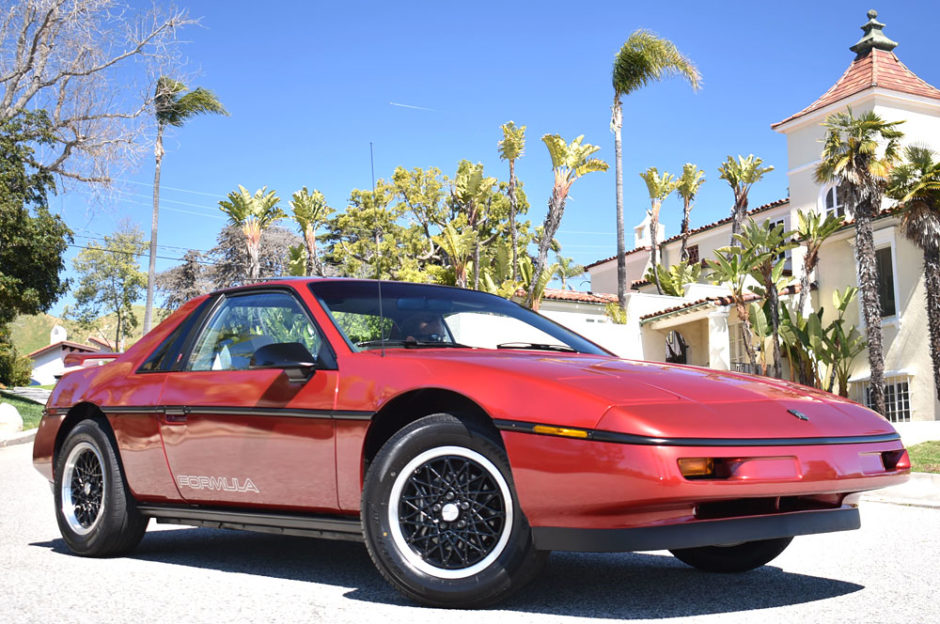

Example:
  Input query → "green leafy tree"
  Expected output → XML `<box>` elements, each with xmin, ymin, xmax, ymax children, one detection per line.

<box><xmin>392</xmin><ymin>166</ymin><xmax>448</xmax><ymax>264</ymax></box>
<box><xmin>735</xmin><ymin>218</ymin><xmax>798</xmax><ymax>378</ymax></box>
<box><xmin>825</xmin><ymin>287</ymin><xmax>867</xmax><ymax>397</ymax></box>
<box><xmin>643</xmin><ymin>260</ymin><xmax>701</xmax><ymax>297</ymax></box>
<box><xmin>795</xmin><ymin>209</ymin><xmax>844</xmax><ymax>314</ymax></box>
<box><xmin>638</xmin><ymin>167</ymin><xmax>677</xmax><ymax>294</ymax></box>
<box><xmin>218</xmin><ymin>186</ymin><xmax>286</xmax><ymax>281</ymax></box>
<box><xmin>554</xmin><ymin>254</ymin><xmax>584</xmax><ymax>290</ymax></box>
<box><xmin>145</xmin><ymin>77</ymin><xmax>227</xmax><ymax>333</ymax></box>
<box><xmin>888</xmin><ymin>145</ymin><xmax>940</xmax><ymax>401</ymax></box>
<box><xmin>718</xmin><ymin>155</ymin><xmax>774</xmax><ymax>246</ymax></box>
<box><xmin>499</xmin><ymin>121</ymin><xmax>526</xmax><ymax>282</ymax></box>
<box><xmin>676</xmin><ymin>163</ymin><xmax>706</xmax><ymax>261</ymax></box>
<box><xmin>290</xmin><ymin>187</ymin><xmax>333</xmax><ymax>276</ymax></box>
<box><xmin>0</xmin><ymin>111</ymin><xmax>72</xmax><ymax>328</ymax></box>
<box><xmin>611</xmin><ymin>30</ymin><xmax>700</xmax><ymax>309</ymax></box>
<box><xmin>780</xmin><ymin>304</ymin><xmax>827</xmax><ymax>388</ymax></box>
<box><xmin>71</xmin><ymin>223</ymin><xmax>148</xmax><ymax>351</ymax></box>
<box><xmin>815</xmin><ymin>108</ymin><xmax>903</xmax><ymax>414</ymax></box>
<box><xmin>529</xmin><ymin>134</ymin><xmax>608</xmax><ymax>308</ymax></box>
<box><xmin>210</xmin><ymin>225</ymin><xmax>301</xmax><ymax>288</ymax></box>
<box><xmin>451</xmin><ymin>161</ymin><xmax>497</xmax><ymax>289</ymax></box>
<box><xmin>708</xmin><ymin>244</ymin><xmax>761</xmax><ymax>369</ymax></box>
<box><xmin>156</xmin><ymin>250</ymin><xmax>212</xmax><ymax>315</ymax></box>
<box><xmin>0</xmin><ymin>111</ymin><xmax>72</xmax><ymax>386</ymax></box>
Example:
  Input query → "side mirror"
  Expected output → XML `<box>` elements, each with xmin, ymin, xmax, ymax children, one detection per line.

<box><xmin>250</xmin><ymin>342</ymin><xmax>317</xmax><ymax>382</ymax></box>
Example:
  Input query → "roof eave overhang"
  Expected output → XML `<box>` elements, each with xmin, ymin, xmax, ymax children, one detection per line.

<box><xmin>773</xmin><ymin>87</ymin><xmax>940</xmax><ymax>134</ymax></box>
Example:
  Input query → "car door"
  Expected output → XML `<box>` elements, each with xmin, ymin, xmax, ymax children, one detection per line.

<box><xmin>158</xmin><ymin>289</ymin><xmax>340</xmax><ymax>511</ymax></box>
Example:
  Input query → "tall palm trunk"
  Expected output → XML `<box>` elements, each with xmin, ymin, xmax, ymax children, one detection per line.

<box><xmin>304</xmin><ymin>224</ymin><xmax>322</xmax><ymax>276</ymax></box>
<box><xmin>649</xmin><ymin>202</ymin><xmax>663</xmax><ymax>295</ymax></box>
<box><xmin>508</xmin><ymin>158</ymin><xmax>518</xmax><ymax>283</ymax></box>
<box><xmin>529</xmin><ymin>191</ymin><xmax>565</xmax><ymax>307</ymax></box>
<box><xmin>735</xmin><ymin>302</ymin><xmax>757</xmax><ymax>369</ymax></box>
<box><xmin>923</xmin><ymin>246</ymin><xmax>940</xmax><ymax>401</ymax></box>
<box><xmin>612</xmin><ymin>102</ymin><xmax>626</xmax><ymax>308</ymax></box>
<box><xmin>767</xmin><ymin>286</ymin><xmax>783</xmax><ymax>378</ymax></box>
<box><xmin>853</xmin><ymin>196</ymin><xmax>886</xmax><ymax>415</ymax></box>
<box><xmin>680</xmin><ymin>197</ymin><xmax>692</xmax><ymax>261</ymax></box>
<box><xmin>144</xmin><ymin>124</ymin><xmax>165</xmax><ymax>334</ymax></box>
<box><xmin>730</xmin><ymin>191</ymin><xmax>747</xmax><ymax>246</ymax></box>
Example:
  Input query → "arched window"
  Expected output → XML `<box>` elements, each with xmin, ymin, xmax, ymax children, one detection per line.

<box><xmin>824</xmin><ymin>184</ymin><xmax>847</xmax><ymax>218</ymax></box>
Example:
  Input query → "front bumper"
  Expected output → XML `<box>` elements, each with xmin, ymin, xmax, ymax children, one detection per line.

<box><xmin>533</xmin><ymin>506</ymin><xmax>859</xmax><ymax>552</ymax></box>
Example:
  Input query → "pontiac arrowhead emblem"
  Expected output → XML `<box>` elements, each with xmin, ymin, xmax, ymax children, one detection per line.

<box><xmin>788</xmin><ymin>409</ymin><xmax>809</xmax><ymax>421</ymax></box>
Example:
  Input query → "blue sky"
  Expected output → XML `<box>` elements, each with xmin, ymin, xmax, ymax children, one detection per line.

<box><xmin>49</xmin><ymin>0</ymin><xmax>939</xmax><ymax>313</ymax></box>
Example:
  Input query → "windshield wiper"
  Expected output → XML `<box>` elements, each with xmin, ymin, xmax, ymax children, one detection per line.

<box><xmin>402</xmin><ymin>338</ymin><xmax>471</xmax><ymax>349</ymax></box>
<box><xmin>496</xmin><ymin>342</ymin><xmax>576</xmax><ymax>352</ymax></box>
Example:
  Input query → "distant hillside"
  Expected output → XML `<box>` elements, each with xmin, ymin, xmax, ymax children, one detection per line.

<box><xmin>11</xmin><ymin>305</ymin><xmax>159</xmax><ymax>355</ymax></box>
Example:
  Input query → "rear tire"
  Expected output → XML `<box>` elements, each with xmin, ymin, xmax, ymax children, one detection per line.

<box><xmin>54</xmin><ymin>419</ymin><xmax>148</xmax><ymax>557</ymax></box>
<box><xmin>361</xmin><ymin>413</ymin><xmax>546</xmax><ymax>608</ymax></box>
<box><xmin>670</xmin><ymin>537</ymin><xmax>793</xmax><ymax>573</ymax></box>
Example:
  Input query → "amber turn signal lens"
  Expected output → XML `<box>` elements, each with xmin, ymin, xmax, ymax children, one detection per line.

<box><xmin>678</xmin><ymin>457</ymin><xmax>715</xmax><ymax>477</ymax></box>
<box><xmin>532</xmin><ymin>425</ymin><xmax>589</xmax><ymax>439</ymax></box>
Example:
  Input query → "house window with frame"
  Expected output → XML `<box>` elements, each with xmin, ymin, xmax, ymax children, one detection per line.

<box><xmin>875</xmin><ymin>246</ymin><xmax>896</xmax><ymax>317</ymax></box>
<box><xmin>686</xmin><ymin>245</ymin><xmax>699</xmax><ymax>265</ymax></box>
<box><xmin>824</xmin><ymin>185</ymin><xmax>847</xmax><ymax>218</ymax></box>
<box><xmin>855</xmin><ymin>375</ymin><xmax>911</xmax><ymax>422</ymax></box>
<box><xmin>728</xmin><ymin>322</ymin><xmax>753</xmax><ymax>374</ymax></box>
<box><xmin>770</xmin><ymin>218</ymin><xmax>792</xmax><ymax>271</ymax></box>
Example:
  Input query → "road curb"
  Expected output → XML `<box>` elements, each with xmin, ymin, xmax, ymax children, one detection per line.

<box><xmin>861</xmin><ymin>472</ymin><xmax>940</xmax><ymax>509</ymax></box>
<box><xmin>0</xmin><ymin>428</ymin><xmax>37</xmax><ymax>448</ymax></box>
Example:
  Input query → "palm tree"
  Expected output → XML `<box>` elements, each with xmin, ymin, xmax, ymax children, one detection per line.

<box><xmin>638</xmin><ymin>167</ymin><xmax>677</xmax><ymax>294</ymax></box>
<box><xmin>145</xmin><ymin>76</ymin><xmax>227</xmax><ymax>333</ymax></box>
<box><xmin>718</xmin><ymin>154</ymin><xmax>774</xmax><ymax>246</ymax></box>
<box><xmin>611</xmin><ymin>30</ymin><xmax>700</xmax><ymax>309</ymax></box>
<box><xmin>554</xmin><ymin>254</ymin><xmax>584</xmax><ymax>290</ymax></box>
<box><xmin>735</xmin><ymin>218</ymin><xmax>798</xmax><ymax>379</ymax></box>
<box><xmin>451</xmin><ymin>161</ymin><xmax>496</xmax><ymax>290</ymax></box>
<box><xmin>290</xmin><ymin>187</ymin><xmax>333</xmax><ymax>276</ymax></box>
<box><xmin>676</xmin><ymin>163</ymin><xmax>705</xmax><ymax>261</ymax></box>
<box><xmin>708</xmin><ymin>244</ymin><xmax>761</xmax><ymax>370</ymax></box>
<box><xmin>528</xmin><ymin>134</ymin><xmax>608</xmax><ymax>308</ymax></box>
<box><xmin>795</xmin><ymin>209</ymin><xmax>844</xmax><ymax>314</ymax></box>
<box><xmin>498</xmin><ymin>121</ymin><xmax>526</xmax><ymax>283</ymax></box>
<box><xmin>815</xmin><ymin>108</ymin><xmax>903</xmax><ymax>415</ymax></box>
<box><xmin>888</xmin><ymin>145</ymin><xmax>940</xmax><ymax>402</ymax></box>
<box><xmin>218</xmin><ymin>186</ymin><xmax>286</xmax><ymax>282</ymax></box>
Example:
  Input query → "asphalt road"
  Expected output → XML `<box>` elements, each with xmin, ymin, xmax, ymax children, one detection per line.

<box><xmin>3</xmin><ymin>443</ymin><xmax>937</xmax><ymax>624</ymax></box>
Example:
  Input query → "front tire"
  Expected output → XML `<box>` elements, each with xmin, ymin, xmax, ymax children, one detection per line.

<box><xmin>670</xmin><ymin>537</ymin><xmax>793</xmax><ymax>573</ymax></box>
<box><xmin>361</xmin><ymin>414</ymin><xmax>546</xmax><ymax>608</ymax></box>
<box><xmin>54</xmin><ymin>419</ymin><xmax>148</xmax><ymax>556</ymax></box>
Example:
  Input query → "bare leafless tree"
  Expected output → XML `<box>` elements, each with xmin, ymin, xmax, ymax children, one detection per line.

<box><xmin>0</xmin><ymin>0</ymin><xmax>193</xmax><ymax>185</ymax></box>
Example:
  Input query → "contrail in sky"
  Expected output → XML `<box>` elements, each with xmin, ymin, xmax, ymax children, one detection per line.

<box><xmin>389</xmin><ymin>101</ymin><xmax>435</xmax><ymax>111</ymax></box>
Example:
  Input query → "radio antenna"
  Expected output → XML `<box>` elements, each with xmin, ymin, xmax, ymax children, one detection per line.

<box><xmin>371</xmin><ymin>141</ymin><xmax>385</xmax><ymax>357</ymax></box>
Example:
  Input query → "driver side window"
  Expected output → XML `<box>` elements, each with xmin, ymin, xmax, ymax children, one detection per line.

<box><xmin>187</xmin><ymin>292</ymin><xmax>323</xmax><ymax>371</ymax></box>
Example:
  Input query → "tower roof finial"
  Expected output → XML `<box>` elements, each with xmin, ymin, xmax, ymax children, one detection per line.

<box><xmin>850</xmin><ymin>9</ymin><xmax>898</xmax><ymax>58</ymax></box>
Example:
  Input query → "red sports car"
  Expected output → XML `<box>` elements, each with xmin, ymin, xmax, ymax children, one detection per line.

<box><xmin>33</xmin><ymin>279</ymin><xmax>910</xmax><ymax>607</ymax></box>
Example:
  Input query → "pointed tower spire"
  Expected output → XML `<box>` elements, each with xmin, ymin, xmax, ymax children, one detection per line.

<box><xmin>850</xmin><ymin>10</ymin><xmax>898</xmax><ymax>58</ymax></box>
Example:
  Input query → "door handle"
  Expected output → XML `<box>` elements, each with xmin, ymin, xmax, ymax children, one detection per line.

<box><xmin>163</xmin><ymin>407</ymin><xmax>189</xmax><ymax>423</ymax></box>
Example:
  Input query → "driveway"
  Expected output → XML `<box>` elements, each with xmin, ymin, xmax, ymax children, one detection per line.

<box><xmin>2</xmin><ymin>442</ymin><xmax>936</xmax><ymax>623</ymax></box>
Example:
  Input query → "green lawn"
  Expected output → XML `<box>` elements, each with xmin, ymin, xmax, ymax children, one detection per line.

<box><xmin>908</xmin><ymin>441</ymin><xmax>940</xmax><ymax>474</ymax></box>
<box><xmin>0</xmin><ymin>394</ymin><xmax>44</xmax><ymax>430</ymax></box>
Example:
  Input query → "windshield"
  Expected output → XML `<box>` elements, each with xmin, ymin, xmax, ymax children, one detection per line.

<box><xmin>309</xmin><ymin>281</ymin><xmax>610</xmax><ymax>355</ymax></box>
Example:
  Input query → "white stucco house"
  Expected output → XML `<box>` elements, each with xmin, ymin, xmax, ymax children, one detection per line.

<box><xmin>27</xmin><ymin>325</ymin><xmax>102</xmax><ymax>386</ymax></box>
<box><xmin>555</xmin><ymin>10</ymin><xmax>939</xmax><ymax>425</ymax></box>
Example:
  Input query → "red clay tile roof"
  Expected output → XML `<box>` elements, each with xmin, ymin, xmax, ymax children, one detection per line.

<box><xmin>772</xmin><ymin>48</ymin><xmax>940</xmax><ymax>129</ymax></box>
<box><xmin>585</xmin><ymin>198</ymin><xmax>789</xmax><ymax>270</ymax></box>
<box><xmin>541</xmin><ymin>288</ymin><xmax>617</xmax><ymax>304</ymax></box>
<box><xmin>639</xmin><ymin>284</ymin><xmax>802</xmax><ymax>323</ymax></box>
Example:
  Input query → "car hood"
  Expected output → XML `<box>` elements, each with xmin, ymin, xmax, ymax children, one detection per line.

<box><xmin>390</xmin><ymin>350</ymin><xmax>896</xmax><ymax>440</ymax></box>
